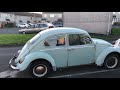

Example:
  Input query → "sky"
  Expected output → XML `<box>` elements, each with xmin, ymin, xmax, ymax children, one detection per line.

<box><xmin>29</xmin><ymin>12</ymin><xmax>43</xmax><ymax>14</ymax></box>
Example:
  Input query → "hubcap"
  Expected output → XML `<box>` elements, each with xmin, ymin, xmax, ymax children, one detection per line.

<box><xmin>106</xmin><ymin>57</ymin><xmax>118</xmax><ymax>68</ymax></box>
<box><xmin>33</xmin><ymin>64</ymin><xmax>47</xmax><ymax>77</ymax></box>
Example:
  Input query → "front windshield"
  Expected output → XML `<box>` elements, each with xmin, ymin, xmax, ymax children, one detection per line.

<box><xmin>30</xmin><ymin>33</ymin><xmax>41</xmax><ymax>45</ymax></box>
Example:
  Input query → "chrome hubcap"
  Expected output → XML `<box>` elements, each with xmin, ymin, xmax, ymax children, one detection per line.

<box><xmin>106</xmin><ymin>57</ymin><xmax>118</xmax><ymax>68</ymax></box>
<box><xmin>33</xmin><ymin>64</ymin><xmax>47</xmax><ymax>77</ymax></box>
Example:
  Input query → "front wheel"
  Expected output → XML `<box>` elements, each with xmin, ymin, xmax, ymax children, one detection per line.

<box><xmin>30</xmin><ymin>60</ymin><xmax>52</xmax><ymax>78</ymax></box>
<box><xmin>104</xmin><ymin>54</ymin><xmax>119</xmax><ymax>69</ymax></box>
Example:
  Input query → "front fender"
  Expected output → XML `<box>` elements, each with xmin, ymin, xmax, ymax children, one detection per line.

<box><xmin>95</xmin><ymin>47</ymin><xmax>119</xmax><ymax>66</ymax></box>
<box><xmin>18</xmin><ymin>52</ymin><xmax>56</xmax><ymax>71</ymax></box>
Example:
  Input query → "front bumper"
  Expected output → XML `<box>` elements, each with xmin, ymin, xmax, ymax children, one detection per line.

<box><xmin>9</xmin><ymin>55</ymin><xmax>19</xmax><ymax>70</ymax></box>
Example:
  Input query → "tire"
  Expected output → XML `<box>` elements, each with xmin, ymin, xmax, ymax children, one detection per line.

<box><xmin>30</xmin><ymin>60</ymin><xmax>52</xmax><ymax>78</ymax></box>
<box><xmin>104</xmin><ymin>54</ymin><xmax>119</xmax><ymax>69</ymax></box>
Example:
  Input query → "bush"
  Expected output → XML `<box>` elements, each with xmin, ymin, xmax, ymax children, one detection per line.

<box><xmin>4</xmin><ymin>23</ymin><xmax>15</xmax><ymax>27</ymax></box>
<box><xmin>113</xmin><ymin>22</ymin><xmax>120</xmax><ymax>26</ymax></box>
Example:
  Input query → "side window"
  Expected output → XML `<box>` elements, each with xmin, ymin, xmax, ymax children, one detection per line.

<box><xmin>81</xmin><ymin>35</ymin><xmax>92</xmax><ymax>44</ymax></box>
<box><xmin>69</xmin><ymin>34</ymin><xmax>92</xmax><ymax>46</ymax></box>
<box><xmin>44</xmin><ymin>35</ymin><xmax>66</xmax><ymax>47</ymax></box>
<box><xmin>41</xmin><ymin>24</ymin><xmax>48</xmax><ymax>28</ymax></box>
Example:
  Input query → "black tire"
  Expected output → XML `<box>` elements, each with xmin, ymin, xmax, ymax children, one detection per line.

<box><xmin>30</xmin><ymin>60</ymin><xmax>52</xmax><ymax>78</ymax></box>
<box><xmin>104</xmin><ymin>54</ymin><xmax>119</xmax><ymax>69</ymax></box>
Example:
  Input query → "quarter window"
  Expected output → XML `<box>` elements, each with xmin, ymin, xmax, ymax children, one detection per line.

<box><xmin>44</xmin><ymin>35</ymin><xmax>65</xmax><ymax>47</ymax></box>
<box><xmin>69</xmin><ymin>34</ymin><xmax>92</xmax><ymax>46</ymax></box>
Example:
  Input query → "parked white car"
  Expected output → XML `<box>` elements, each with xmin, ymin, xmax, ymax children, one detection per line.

<box><xmin>19</xmin><ymin>23</ymin><xmax>55</xmax><ymax>34</ymax></box>
<box><xmin>17</xmin><ymin>23</ymin><xmax>30</xmax><ymax>28</ymax></box>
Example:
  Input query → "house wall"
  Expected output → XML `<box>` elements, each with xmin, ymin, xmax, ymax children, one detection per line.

<box><xmin>63</xmin><ymin>12</ymin><xmax>113</xmax><ymax>35</ymax></box>
<box><xmin>42</xmin><ymin>13</ymin><xmax>62</xmax><ymax>22</ymax></box>
<box><xmin>0</xmin><ymin>13</ymin><xmax>15</xmax><ymax>22</ymax></box>
<box><xmin>15</xmin><ymin>15</ymin><xmax>34</xmax><ymax>25</ymax></box>
<box><xmin>0</xmin><ymin>12</ymin><xmax>42</xmax><ymax>27</ymax></box>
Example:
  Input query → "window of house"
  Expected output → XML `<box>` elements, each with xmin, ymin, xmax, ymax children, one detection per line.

<box><xmin>44</xmin><ymin>35</ymin><xmax>66</xmax><ymax>47</ymax></box>
<box><xmin>19</xmin><ymin>20</ymin><xmax>23</xmax><ymax>23</ymax></box>
<box><xmin>69</xmin><ymin>34</ymin><xmax>92</xmax><ymax>46</ymax></box>
<box><xmin>50</xmin><ymin>14</ymin><xmax>54</xmax><ymax>18</ymax></box>
<box><xmin>43</xmin><ymin>14</ymin><xmax>47</xmax><ymax>18</ymax></box>
<box><xmin>10</xmin><ymin>14</ymin><xmax>12</xmax><ymax>17</ymax></box>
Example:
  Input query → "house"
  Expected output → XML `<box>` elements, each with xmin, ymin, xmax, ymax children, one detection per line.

<box><xmin>0</xmin><ymin>12</ymin><xmax>15</xmax><ymax>27</ymax></box>
<box><xmin>63</xmin><ymin>12</ymin><xmax>113</xmax><ymax>35</ymax></box>
<box><xmin>42</xmin><ymin>12</ymin><xmax>63</xmax><ymax>23</ymax></box>
<box><xmin>0</xmin><ymin>12</ymin><xmax>42</xmax><ymax>27</ymax></box>
<box><xmin>14</xmin><ymin>12</ymin><xmax>42</xmax><ymax>25</ymax></box>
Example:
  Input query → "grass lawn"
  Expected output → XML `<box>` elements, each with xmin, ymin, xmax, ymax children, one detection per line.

<box><xmin>0</xmin><ymin>34</ymin><xmax>36</xmax><ymax>46</ymax></box>
<box><xmin>111</xmin><ymin>28</ymin><xmax>120</xmax><ymax>36</ymax></box>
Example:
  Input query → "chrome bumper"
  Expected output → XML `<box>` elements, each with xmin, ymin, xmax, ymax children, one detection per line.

<box><xmin>9</xmin><ymin>55</ymin><xmax>19</xmax><ymax>70</ymax></box>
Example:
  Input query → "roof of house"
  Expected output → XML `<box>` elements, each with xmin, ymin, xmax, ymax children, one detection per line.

<box><xmin>3</xmin><ymin>12</ymin><xmax>42</xmax><ymax>17</ymax></box>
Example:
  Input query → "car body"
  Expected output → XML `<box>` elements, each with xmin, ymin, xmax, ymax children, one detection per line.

<box><xmin>52</xmin><ymin>21</ymin><xmax>63</xmax><ymax>27</ymax></box>
<box><xmin>9</xmin><ymin>27</ymin><xmax>120</xmax><ymax>78</ymax></box>
<box><xmin>17</xmin><ymin>23</ymin><xmax>30</xmax><ymax>28</ymax></box>
<box><xmin>19</xmin><ymin>23</ymin><xmax>55</xmax><ymax>34</ymax></box>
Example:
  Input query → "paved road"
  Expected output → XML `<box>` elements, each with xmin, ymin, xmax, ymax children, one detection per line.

<box><xmin>0</xmin><ymin>27</ymin><xmax>22</xmax><ymax>34</ymax></box>
<box><xmin>0</xmin><ymin>46</ymin><xmax>120</xmax><ymax>78</ymax></box>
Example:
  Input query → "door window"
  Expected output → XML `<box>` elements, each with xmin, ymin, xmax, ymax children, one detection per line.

<box><xmin>44</xmin><ymin>35</ymin><xmax>66</xmax><ymax>47</ymax></box>
<box><xmin>69</xmin><ymin>34</ymin><xmax>92</xmax><ymax>46</ymax></box>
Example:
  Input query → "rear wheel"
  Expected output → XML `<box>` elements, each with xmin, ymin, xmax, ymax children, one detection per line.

<box><xmin>104</xmin><ymin>54</ymin><xmax>119</xmax><ymax>69</ymax></box>
<box><xmin>30</xmin><ymin>60</ymin><xmax>52</xmax><ymax>78</ymax></box>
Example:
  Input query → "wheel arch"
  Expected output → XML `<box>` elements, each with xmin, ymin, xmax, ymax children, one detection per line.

<box><xmin>29</xmin><ymin>58</ymin><xmax>53</xmax><ymax>71</ymax></box>
<box><xmin>19</xmin><ymin>52</ymin><xmax>57</xmax><ymax>71</ymax></box>
<box><xmin>105</xmin><ymin>52</ymin><xmax>120</xmax><ymax>59</ymax></box>
<box><xmin>95</xmin><ymin>47</ymin><xmax>120</xmax><ymax>66</ymax></box>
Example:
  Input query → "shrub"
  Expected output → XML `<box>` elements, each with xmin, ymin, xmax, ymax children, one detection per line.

<box><xmin>113</xmin><ymin>22</ymin><xmax>120</xmax><ymax>26</ymax></box>
<box><xmin>4</xmin><ymin>23</ymin><xmax>15</xmax><ymax>27</ymax></box>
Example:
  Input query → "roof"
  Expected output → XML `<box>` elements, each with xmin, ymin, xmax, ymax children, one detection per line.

<box><xmin>3</xmin><ymin>12</ymin><xmax>42</xmax><ymax>17</ymax></box>
<box><xmin>40</xmin><ymin>27</ymin><xmax>88</xmax><ymax>39</ymax></box>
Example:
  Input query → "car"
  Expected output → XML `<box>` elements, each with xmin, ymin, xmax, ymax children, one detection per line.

<box><xmin>9</xmin><ymin>27</ymin><xmax>120</xmax><ymax>78</ymax></box>
<box><xmin>19</xmin><ymin>23</ymin><xmax>55</xmax><ymax>34</ymax></box>
<box><xmin>52</xmin><ymin>21</ymin><xmax>63</xmax><ymax>27</ymax></box>
<box><xmin>17</xmin><ymin>23</ymin><xmax>30</xmax><ymax>28</ymax></box>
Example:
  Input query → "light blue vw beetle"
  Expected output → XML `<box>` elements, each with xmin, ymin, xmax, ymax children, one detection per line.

<box><xmin>9</xmin><ymin>27</ymin><xmax>120</xmax><ymax>78</ymax></box>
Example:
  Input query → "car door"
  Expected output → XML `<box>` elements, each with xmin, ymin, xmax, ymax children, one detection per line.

<box><xmin>43</xmin><ymin>34</ymin><xmax>68</xmax><ymax>68</ymax></box>
<box><xmin>67</xmin><ymin>34</ymin><xmax>95</xmax><ymax>66</ymax></box>
<box><xmin>39</xmin><ymin>24</ymin><xmax>48</xmax><ymax>31</ymax></box>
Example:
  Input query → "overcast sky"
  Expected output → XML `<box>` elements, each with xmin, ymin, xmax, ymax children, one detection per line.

<box><xmin>29</xmin><ymin>12</ymin><xmax>43</xmax><ymax>14</ymax></box>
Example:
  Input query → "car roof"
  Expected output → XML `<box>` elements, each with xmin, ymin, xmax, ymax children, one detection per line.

<box><xmin>39</xmin><ymin>27</ymin><xmax>89</xmax><ymax>39</ymax></box>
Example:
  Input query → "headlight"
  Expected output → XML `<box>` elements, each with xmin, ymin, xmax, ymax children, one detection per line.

<box><xmin>18</xmin><ymin>59</ymin><xmax>23</xmax><ymax>64</ymax></box>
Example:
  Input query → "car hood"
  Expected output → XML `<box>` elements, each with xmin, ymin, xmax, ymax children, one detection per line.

<box><xmin>92</xmin><ymin>38</ymin><xmax>112</xmax><ymax>46</ymax></box>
